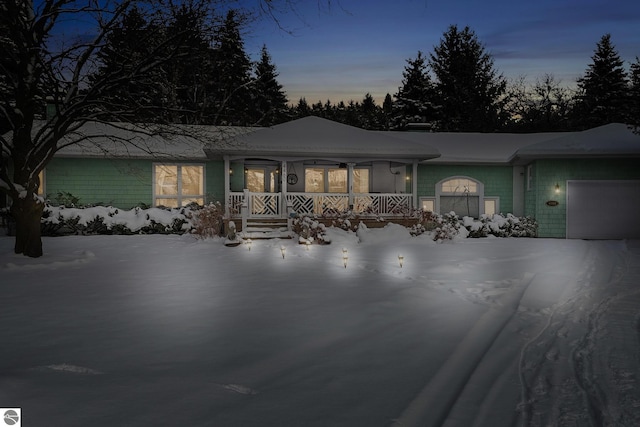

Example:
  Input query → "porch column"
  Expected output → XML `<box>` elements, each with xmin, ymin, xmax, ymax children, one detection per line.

<box><xmin>347</xmin><ymin>162</ymin><xmax>355</xmax><ymax>208</ymax></box>
<box><xmin>412</xmin><ymin>160</ymin><xmax>418</xmax><ymax>209</ymax></box>
<box><xmin>281</xmin><ymin>160</ymin><xmax>288</xmax><ymax>215</ymax></box>
<box><xmin>224</xmin><ymin>155</ymin><xmax>230</xmax><ymax>217</ymax></box>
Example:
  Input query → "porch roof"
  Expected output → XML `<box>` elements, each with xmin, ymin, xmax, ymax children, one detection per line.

<box><xmin>205</xmin><ymin>116</ymin><xmax>440</xmax><ymax>162</ymax></box>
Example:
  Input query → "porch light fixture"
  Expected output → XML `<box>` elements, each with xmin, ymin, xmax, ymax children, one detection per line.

<box><xmin>229</xmin><ymin>168</ymin><xmax>233</xmax><ymax>175</ymax></box>
<box><xmin>555</xmin><ymin>183</ymin><xmax>560</xmax><ymax>194</ymax></box>
<box><xmin>246</xmin><ymin>238</ymin><xmax>252</xmax><ymax>251</ymax></box>
<box><xmin>398</xmin><ymin>254</ymin><xmax>404</xmax><ymax>268</ymax></box>
<box><xmin>405</xmin><ymin>175</ymin><xmax>410</xmax><ymax>181</ymax></box>
<box><xmin>280</xmin><ymin>245</ymin><xmax>286</xmax><ymax>259</ymax></box>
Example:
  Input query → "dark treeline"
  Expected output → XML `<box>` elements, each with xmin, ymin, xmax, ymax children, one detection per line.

<box><xmin>86</xmin><ymin>5</ymin><xmax>290</xmax><ymax>127</ymax></box>
<box><xmin>292</xmin><ymin>28</ymin><xmax>640</xmax><ymax>133</ymax></box>
<box><xmin>24</xmin><ymin>11</ymin><xmax>640</xmax><ymax>132</ymax></box>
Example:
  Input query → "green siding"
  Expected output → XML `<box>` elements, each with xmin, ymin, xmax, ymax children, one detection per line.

<box><xmin>46</xmin><ymin>158</ymin><xmax>152</xmax><ymax>208</ymax></box>
<box><xmin>205</xmin><ymin>161</ymin><xmax>225</xmax><ymax>203</ymax></box>
<box><xmin>417</xmin><ymin>164</ymin><xmax>514</xmax><ymax>213</ymax></box>
<box><xmin>45</xmin><ymin>158</ymin><xmax>225</xmax><ymax>209</ymax></box>
<box><xmin>528</xmin><ymin>159</ymin><xmax>640</xmax><ymax>238</ymax></box>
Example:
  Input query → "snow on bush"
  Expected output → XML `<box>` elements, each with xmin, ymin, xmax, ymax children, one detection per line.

<box><xmin>292</xmin><ymin>215</ymin><xmax>332</xmax><ymax>244</ymax></box>
<box><xmin>41</xmin><ymin>204</ymin><xmax>194</xmax><ymax>235</ymax></box>
<box><xmin>191</xmin><ymin>202</ymin><xmax>224</xmax><ymax>239</ymax></box>
<box><xmin>462</xmin><ymin>213</ymin><xmax>538</xmax><ymax>238</ymax></box>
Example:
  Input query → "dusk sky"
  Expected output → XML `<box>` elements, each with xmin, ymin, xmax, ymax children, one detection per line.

<box><xmin>244</xmin><ymin>0</ymin><xmax>640</xmax><ymax>104</ymax></box>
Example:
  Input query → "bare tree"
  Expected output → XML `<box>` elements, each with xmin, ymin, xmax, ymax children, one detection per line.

<box><xmin>0</xmin><ymin>0</ymin><xmax>322</xmax><ymax>257</ymax></box>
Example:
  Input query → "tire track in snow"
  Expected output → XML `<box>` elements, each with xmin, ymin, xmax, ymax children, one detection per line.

<box><xmin>517</xmin><ymin>241</ymin><xmax>640</xmax><ymax>427</ymax></box>
<box><xmin>391</xmin><ymin>272</ymin><xmax>537</xmax><ymax>427</ymax></box>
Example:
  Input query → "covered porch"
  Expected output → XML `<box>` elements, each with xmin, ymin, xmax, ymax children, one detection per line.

<box><xmin>206</xmin><ymin>116</ymin><xmax>440</xmax><ymax>231</ymax></box>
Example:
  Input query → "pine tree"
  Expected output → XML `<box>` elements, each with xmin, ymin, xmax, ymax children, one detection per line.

<box><xmin>392</xmin><ymin>51</ymin><xmax>436</xmax><ymax>130</ymax></box>
<box><xmin>627</xmin><ymin>57</ymin><xmax>640</xmax><ymax>128</ymax></box>
<box><xmin>253</xmin><ymin>45</ymin><xmax>289</xmax><ymax>126</ymax></box>
<box><xmin>90</xmin><ymin>7</ymin><xmax>166</xmax><ymax>122</ymax></box>
<box><xmin>210</xmin><ymin>10</ymin><xmax>253</xmax><ymax>125</ymax></box>
<box><xmin>295</xmin><ymin>97</ymin><xmax>311</xmax><ymax>117</ymax></box>
<box><xmin>163</xmin><ymin>3</ymin><xmax>217</xmax><ymax>124</ymax></box>
<box><xmin>573</xmin><ymin>34</ymin><xmax>628</xmax><ymax>128</ymax></box>
<box><xmin>429</xmin><ymin>25</ymin><xmax>507</xmax><ymax>132</ymax></box>
<box><xmin>382</xmin><ymin>93</ymin><xmax>393</xmax><ymax>130</ymax></box>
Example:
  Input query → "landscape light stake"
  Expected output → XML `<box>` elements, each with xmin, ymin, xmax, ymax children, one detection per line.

<box><xmin>398</xmin><ymin>254</ymin><xmax>404</xmax><ymax>268</ymax></box>
<box><xmin>343</xmin><ymin>255</ymin><xmax>349</xmax><ymax>268</ymax></box>
<box><xmin>306</xmin><ymin>240</ymin><xmax>311</xmax><ymax>251</ymax></box>
<box><xmin>246</xmin><ymin>239</ymin><xmax>252</xmax><ymax>251</ymax></box>
<box><xmin>280</xmin><ymin>245</ymin><xmax>286</xmax><ymax>259</ymax></box>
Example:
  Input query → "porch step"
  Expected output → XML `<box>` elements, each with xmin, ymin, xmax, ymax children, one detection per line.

<box><xmin>242</xmin><ymin>219</ymin><xmax>292</xmax><ymax>239</ymax></box>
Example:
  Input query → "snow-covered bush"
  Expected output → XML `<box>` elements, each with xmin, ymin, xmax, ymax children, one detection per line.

<box><xmin>431</xmin><ymin>211</ymin><xmax>464</xmax><ymax>242</ymax></box>
<box><xmin>292</xmin><ymin>215</ymin><xmax>331</xmax><ymax>244</ymax></box>
<box><xmin>41</xmin><ymin>205</ymin><xmax>194</xmax><ymax>235</ymax></box>
<box><xmin>191</xmin><ymin>202</ymin><xmax>224</xmax><ymax>239</ymax></box>
<box><xmin>462</xmin><ymin>213</ymin><xmax>537</xmax><ymax>238</ymax></box>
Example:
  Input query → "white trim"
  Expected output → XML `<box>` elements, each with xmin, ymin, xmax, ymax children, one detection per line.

<box><xmin>483</xmin><ymin>197</ymin><xmax>500</xmax><ymax>216</ymax></box>
<box><xmin>435</xmin><ymin>176</ymin><xmax>484</xmax><ymax>217</ymax></box>
<box><xmin>526</xmin><ymin>164</ymin><xmax>533</xmax><ymax>191</ymax></box>
<box><xmin>419</xmin><ymin>197</ymin><xmax>436</xmax><ymax>212</ymax></box>
<box><xmin>152</xmin><ymin>163</ymin><xmax>206</xmax><ymax>208</ymax></box>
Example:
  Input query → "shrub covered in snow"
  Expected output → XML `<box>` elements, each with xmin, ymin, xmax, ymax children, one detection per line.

<box><xmin>40</xmin><ymin>205</ymin><xmax>194</xmax><ymax>236</ymax></box>
<box><xmin>191</xmin><ymin>202</ymin><xmax>224</xmax><ymax>239</ymax></box>
<box><xmin>462</xmin><ymin>214</ymin><xmax>538</xmax><ymax>238</ymax></box>
<box><xmin>292</xmin><ymin>215</ymin><xmax>332</xmax><ymax>244</ymax></box>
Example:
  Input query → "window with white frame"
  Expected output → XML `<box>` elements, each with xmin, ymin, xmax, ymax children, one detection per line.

<box><xmin>420</xmin><ymin>197</ymin><xmax>435</xmax><ymax>212</ymax></box>
<box><xmin>304</xmin><ymin>166</ymin><xmax>369</xmax><ymax>193</ymax></box>
<box><xmin>484</xmin><ymin>197</ymin><xmax>499</xmax><ymax>216</ymax></box>
<box><xmin>154</xmin><ymin>164</ymin><xmax>204</xmax><ymax>207</ymax></box>
<box><xmin>439</xmin><ymin>177</ymin><xmax>481</xmax><ymax>217</ymax></box>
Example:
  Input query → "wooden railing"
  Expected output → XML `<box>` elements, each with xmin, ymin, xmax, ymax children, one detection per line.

<box><xmin>228</xmin><ymin>192</ymin><xmax>413</xmax><ymax>218</ymax></box>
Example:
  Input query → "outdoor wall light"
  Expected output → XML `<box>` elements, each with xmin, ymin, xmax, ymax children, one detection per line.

<box><xmin>405</xmin><ymin>175</ymin><xmax>410</xmax><ymax>181</ymax></box>
<box><xmin>229</xmin><ymin>168</ymin><xmax>233</xmax><ymax>175</ymax></box>
<box><xmin>398</xmin><ymin>254</ymin><xmax>404</xmax><ymax>268</ymax></box>
<box><xmin>246</xmin><ymin>238</ymin><xmax>252</xmax><ymax>251</ymax></box>
<box><xmin>555</xmin><ymin>183</ymin><xmax>560</xmax><ymax>194</ymax></box>
<box><xmin>280</xmin><ymin>245</ymin><xmax>286</xmax><ymax>259</ymax></box>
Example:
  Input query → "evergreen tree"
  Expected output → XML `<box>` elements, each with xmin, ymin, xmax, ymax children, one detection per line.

<box><xmin>164</xmin><ymin>3</ymin><xmax>217</xmax><ymax>124</ymax></box>
<box><xmin>295</xmin><ymin>97</ymin><xmax>311</xmax><ymax>117</ymax></box>
<box><xmin>382</xmin><ymin>93</ymin><xmax>393</xmax><ymax>130</ymax></box>
<box><xmin>360</xmin><ymin>93</ymin><xmax>381</xmax><ymax>129</ymax></box>
<box><xmin>253</xmin><ymin>45</ymin><xmax>289</xmax><ymax>126</ymax></box>
<box><xmin>429</xmin><ymin>25</ymin><xmax>507</xmax><ymax>132</ymax></box>
<box><xmin>90</xmin><ymin>7</ymin><xmax>166</xmax><ymax>122</ymax></box>
<box><xmin>627</xmin><ymin>57</ymin><xmax>640</xmax><ymax>128</ymax></box>
<box><xmin>392</xmin><ymin>51</ymin><xmax>436</xmax><ymax>130</ymax></box>
<box><xmin>210</xmin><ymin>10</ymin><xmax>253</xmax><ymax>125</ymax></box>
<box><xmin>573</xmin><ymin>34</ymin><xmax>628</xmax><ymax>128</ymax></box>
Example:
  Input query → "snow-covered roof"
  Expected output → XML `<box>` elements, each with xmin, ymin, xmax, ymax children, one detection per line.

<box><xmin>512</xmin><ymin>123</ymin><xmax>640</xmax><ymax>161</ymax></box>
<box><xmin>206</xmin><ymin>116</ymin><xmax>441</xmax><ymax>162</ymax></box>
<box><xmin>51</xmin><ymin>121</ymin><xmax>260</xmax><ymax>160</ymax></box>
<box><xmin>383</xmin><ymin>130</ymin><xmax>565</xmax><ymax>164</ymax></box>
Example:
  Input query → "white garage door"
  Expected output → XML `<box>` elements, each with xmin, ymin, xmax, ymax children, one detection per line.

<box><xmin>567</xmin><ymin>180</ymin><xmax>640</xmax><ymax>239</ymax></box>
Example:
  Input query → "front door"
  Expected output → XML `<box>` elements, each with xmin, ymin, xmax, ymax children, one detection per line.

<box><xmin>245</xmin><ymin>166</ymin><xmax>280</xmax><ymax>216</ymax></box>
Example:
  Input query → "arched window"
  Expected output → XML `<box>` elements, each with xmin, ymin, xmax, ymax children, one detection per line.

<box><xmin>436</xmin><ymin>176</ymin><xmax>484</xmax><ymax>218</ymax></box>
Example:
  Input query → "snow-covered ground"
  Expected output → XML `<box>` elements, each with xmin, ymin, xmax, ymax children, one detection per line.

<box><xmin>1</xmin><ymin>226</ymin><xmax>639</xmax><ymax>426</ymax></box>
